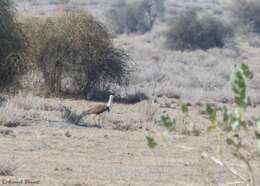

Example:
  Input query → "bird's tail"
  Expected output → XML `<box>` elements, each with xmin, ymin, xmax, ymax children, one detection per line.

<box><xmin>79</xmin><ymin>111</ymin><xmax>91</xmax><ymax>118</ymax></box>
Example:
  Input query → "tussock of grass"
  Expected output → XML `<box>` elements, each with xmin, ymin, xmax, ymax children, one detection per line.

<box><xmin>62</xmin><ymin>106</ymin><xmax>85</xmax><ymax>125</ymax></box>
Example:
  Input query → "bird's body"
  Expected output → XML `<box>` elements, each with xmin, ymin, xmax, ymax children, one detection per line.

<box><xmin>63</xmin><ymin>95</ymin><xmax>114</xmax><ymax>125</ymax></box>
<box><xmin>80</xmin><ymin>95</ymin><xmax>114</xmax><ymax>117</ymax></box>
<box><xmin>85</xmin><ymin>104</ymin><xmax>110</xmax><ymax>115</ymax></box>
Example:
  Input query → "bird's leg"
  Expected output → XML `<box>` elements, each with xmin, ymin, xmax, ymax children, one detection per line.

<box><xmin>93</xmin><ymin>115</ymin><xmax>99</xmax><ymax>125</ymax></box>
<box><xmin>98</xmin><ymin>116</ymin><xmax>101</xmax><ymax>126</ymax></box>
<box><xmin>93</xmin><ymin>115</ymin><xmax>101</xmax><ymax>126</ymax></box>
<box><xmin>100</xmin><ymin>115</ymin><xmax>105</xmax><ymax>125</ymax></box>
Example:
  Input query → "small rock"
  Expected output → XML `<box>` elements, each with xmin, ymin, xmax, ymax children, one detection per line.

<box><xmin>4</xmin><ymin>121</ymin><xmax>20</xmax><ymax>128</ymax></box>
<box><xmin>127</xmin><ymin>153</ymin><xmax>134</xmax><ymax>156</ymax></box>
<box><xmin>186</xmin><ymin>102</ymin><xmax>192</xmax><ymax>107</ymax></box>
<box><xmin>220</xmin><ymin>98</ymin><xmax>229</xmax><ymax>104</ymax></box>
<box><xmin>65</xmin><ymin>131</ymin><xmax>71</xmax><ymax>138</ymax></box>
<box><xmin>104</xmin><ymin>134</ymin><xmax>109</xmax><ymax>138</ymax></box>
<box><xmin>195</xmin><ymin>102</ymin><xmax>203</xmax><ymax>107</ymax></box>
<box><xmin>65</xmin><ymin>168</ymin><xmax>72</xmax><ymax>171</ymax></box>
<box><xmin>247</xmin><ymin>120</ymin><xmax>254</xmax><ymax>127</ymax></box>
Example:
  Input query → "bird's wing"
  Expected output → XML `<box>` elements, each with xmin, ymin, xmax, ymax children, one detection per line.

<box><xmin>85</xmin><ymin>104</ymin><xmax>106</xmax><ymax>114</ymax></box>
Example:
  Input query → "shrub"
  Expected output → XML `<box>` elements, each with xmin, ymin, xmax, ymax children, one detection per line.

<box><xmin>0</xmin><ymin>0</ymin><xmax>27</xmax><ymax>90</ymax></box>
<box><xmin>165</xmin><ymin>9</ymin><xmax>232</xmax><ymax>50</ymax></box>
<box><xmin>23</xmin><ymin>8</ymin><xmax>129</xmax><ymax>96</ymax></box>
<box><xmin>107</xmin><ymin>0</ymin><xmax>165</xmax><ymax>34</ymax></box>
<box><xmin>48</xmin><ymin>0</ymin><xmax>70</xmax><ymax>5</ymax></box>
<box><xmin>115</xmin><ymin>92</ymin><xmax>148</xmax><ymax>104</ymax></box>
<box><xmin>231</xmin><ymin>0</ymin><xmax>260</xmax><ymax>33</ymax></box>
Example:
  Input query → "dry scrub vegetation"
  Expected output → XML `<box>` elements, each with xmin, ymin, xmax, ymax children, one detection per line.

<box><xmin>22</xmin><ymin>8</ymin><xmax>129</xmax><ymax>96</ymax></box>
<box><xmin>0</xmin><ymin>0</ymin><xmax>27</xmax><ymax>90</ymax></box>
<box><xmin>0</xmin><ymin>93</ymin><xmax>63</xmax><ymax>127</ymax></box>
<box><xmin>10</xmin><ymin>0</ymin><xmax>260</xmax><ymax>103</ymax></box>
<box><xmin>0</xmin><ymin>0</ymin><xmax>260</xmax><ymax>185</ymax></box>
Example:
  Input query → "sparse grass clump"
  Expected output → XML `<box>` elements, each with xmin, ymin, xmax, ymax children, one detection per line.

<box><xmin>0</xmin><ymin>161</ymin><xmax>16</xmax><ymax>176</ymax></box>
<box><xmin>24</xmin><ymin>8</ymin><xmax>129</xmax><ymax>96</ymax></box>
<box><xmin>62</xmin><ymin>106</ymin><xmax>85</xmax><ymax>125</ymax></box>
<box><xmin>107</xmin><ymin>0</ymin><xmax>165</xmax><ymax>34</ymax></box>
<box><xmin>0</xmin><ymin>0</ymin><xmax>27</xmax><ymax>90</ymax></box>
<box><xmin>232</xmin><ymin>0</ymin><xmax>260</xmax><ymax>33</ymax></box>
<box><xmin>0</xmin><ymin>93</ymin><xmax>63</xmax><ymax>127</ymax></box>
<box><xmin>165</xmin><ymin>10</ymin><xmax>232</xmax><ymax>50</ymax></box>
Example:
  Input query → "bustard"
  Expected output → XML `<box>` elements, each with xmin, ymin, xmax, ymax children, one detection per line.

<box><xmin>84</xmin><ymin>95</ymin><xmax>114</xmax><ymax>115</ymax></box>
<box><xmin>63</xmin><ymin>95</ymin><xmax>114</xmax><ymax>125</ymax></box>
<box><xmin>78</xmin><ymin>95</ymin><xmax>114</xmax><ymax>124</ymax></box>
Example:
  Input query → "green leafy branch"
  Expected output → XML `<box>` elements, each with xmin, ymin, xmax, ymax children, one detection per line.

<box><xmin>204</xmin><ymin>64</ymin><xmax>256</xmax><ymax>186</ymax></box>
<box><xmin>145</xmin><ymin>114</ymin><xmax>176</xmax><ymax>149</ymax></box>
<box><xmin>145</xmin><ymin>64</ymin><xmax>259</xmax><ymax>186</ymax></box>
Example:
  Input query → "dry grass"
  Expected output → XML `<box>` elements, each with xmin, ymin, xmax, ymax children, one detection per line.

<box><xmin>0</xmin><ymin>92</ymin><xmax>63</xmax><ymax>127</ymax></box>
<box><xmin>0</xmin><ymin>161</ymin><xmax>16</xmax><ymax>176</ymax></box>
<box><xmin>62</xmin><ymin>106</ymin><xmax>86</xmax><ymax>125</ymax></box>
<box><xmin>114</xmin><ymin>33</ymin><xmax>260</xmax><ymax>104</ymax></box>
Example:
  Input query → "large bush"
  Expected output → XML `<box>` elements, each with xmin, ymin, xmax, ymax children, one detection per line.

<box><xmin>231</xmin><ymin>0</ymin><xmax>260</xmax><ymax>33</ymax></box>
<box><xmin>0</xmin><ymin>0</ymin><xmax>27</xmax><ymax>90</ymax></box>
<box><xmin>24</xmin><ymin>8</ymin><xmax>129</xmax><ymax>96</ymax></box>
<box><xmin>165</xmin><ymin>10</ymin><xmax>232</xmax><ymax>50</ymax></box>
<box><xmin>107</xmin><ymin>0</ymin><xmax>165</xmax><ymax>34</ymax></box>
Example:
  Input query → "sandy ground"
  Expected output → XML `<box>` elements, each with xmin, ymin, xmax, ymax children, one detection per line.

<box><xmin>0</xmin><ymin>99</ymin><xmax>259</xmax><ymax>186</ymax></box>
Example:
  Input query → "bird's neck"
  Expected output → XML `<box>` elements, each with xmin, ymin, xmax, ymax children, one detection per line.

<box><xmin>106</xmin><ymin>98</ymin><xmax>113</xmax><ymax>108</ymax></box>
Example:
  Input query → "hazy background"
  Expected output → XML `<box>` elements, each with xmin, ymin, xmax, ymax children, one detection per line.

<box><xmin>14</xmin><ymin>0</ymin><xmax>260</xmax><ymax>104</ymax></box>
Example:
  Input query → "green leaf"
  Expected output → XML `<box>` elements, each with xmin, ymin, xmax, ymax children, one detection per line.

<box><xmin>226</xmin><ymin>133</ymin><xmax>241</xmax><ymax>148</ymax></box>
<box><xmin>256</xmin><ymin>118</ymin><xmax>260</xmax><ymax>129</ymax></box>
<box><xmin>231</xmin><ymin>120</ymin><xmax>240</xmax><ymax>130</ymax></box>
<box><xmin>231</xmin><ymin>64</ymin><xmax>252</xmax><ymax>108</ymax></box>
<box><xmin>145</xmin><ymin>135</ymin><xmax>157</xmax><ymax>149</ymax></box>
<box><xmin>181</xmin><ymin>103</ymin><xmax>188</xmax><ymax>113</ymax></box>
<box><xmin>207</xmin><ymin>124</ymin><xmax>217</xmax><ymax>132</ymax></box>
<box><xmin>233</xmin><ymin>107</ymin><xmax>242</xmax><ymax>120</ymax></box>
<box><xmin>257</xmin><ymin>140</ymin><xmax>260</xmax><ymax>153</ymax></box>
<box><xmin>160</xmin><ymin>115</ymin><xmax>176</xmax><ymax>132</ymax></box>
<box><xmin>161</xmin><ymin>130</ymin><xmax>169</xmax><ymax>141</ymax></box>
<box><xmin>255</xmin><ymin>131</ymin><xmax>260</xmax><ymax>139</ymax></box>
<box><xmin>256</xmin><ymin>118</ymin><xmax>260</xmax><ymax>153</ymax></box>
<box><xmin>255</xmin><ymin>118</ymin><xmax>260</xmax><ymax>139</ymax></box>
<box><xmin>222</xmin><ymin>106</ymin><xmax>229</xmax><ymax>124</ymax></box>
<box><xmin>240</xmin><ymin>63</ymin><xmax>253</xmax><ymax>79</ymax></box>
<box><xmin>205</xmin><ymin>104</ymin><xmax>217</xmax><ymax>131</ymax></box>
<box><xmin>226</xmin><ymin>137</ymin><xmax>235</xmax><ymax>146</ymax></box>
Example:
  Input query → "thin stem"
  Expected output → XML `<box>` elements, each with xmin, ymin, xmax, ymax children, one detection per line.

<box><xmin>237</xmin><ymin>151</ymin><xmax>255</xmax><ymax>186</ymax></box>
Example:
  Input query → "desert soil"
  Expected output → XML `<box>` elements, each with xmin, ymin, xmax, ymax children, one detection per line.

<box><xmin>0</xmin><ymin>99</ymin><xmax>259</xmax><ymax>186</ymax></box>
